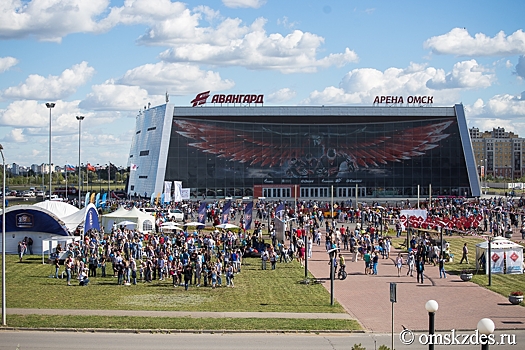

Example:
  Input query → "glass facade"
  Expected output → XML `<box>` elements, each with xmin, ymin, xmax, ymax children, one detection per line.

<box><xmin>165</xmin><ymin>111</ymin><xmax>473</xmax><ymax>199</ymax></box>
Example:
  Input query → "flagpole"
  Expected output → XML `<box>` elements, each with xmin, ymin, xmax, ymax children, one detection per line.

<box><xmin>65</xmin><ymin>163</ymin><xmax>68</xmax><ymax>201</ymax></box>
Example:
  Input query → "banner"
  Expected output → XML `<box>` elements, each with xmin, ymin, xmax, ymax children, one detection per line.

<box><xmin>244</xmin><ymin>202</ymin><xmax>253</xmax><ymax>230</ymax></box>
<box><xmin>90</xmin><ymin>192</ymin><xmax>96</xmax><ymax>204</ymax></box>
<box><xmin>275</xmin><ymin>203</ymin><xmax>285</xmax><ymax>219</ymax></box>
<box><xmin>155</xmin><ymin>192</ymin><xmax>161</xmax><ymax>206</ymax></box>
<box><xmin>198</xmin><ymin>202</ymin><xmax>207</xmax><ymax>224</ymax></box>
<box><xmin>84</xmin><ymin>205</ymin><xmax>100</xmax><ymax>233</ymax></box>
<box><xmin>490</xmin><ymin>249</ymin><xmax>505</xmax><ymax>274</ymax></box>
<box><xmin>84</xmin><ymin>192</ymin><xmax>90</xmax><ymax>208</ymax></box>
<box><xmin>173</xmin><ymin>181</ymin><xmax>183</xmax><ymax>202</ymax></box>
<box><xmin>506</xmin><ymin>249</ymin><xmax>524</xmax><ymax>274</ymax></box>
<box><xmin>101</xmin><ymin>193</ymin><xmax>107</xmax><ymax>208</ymax></box>
<box><xmin>222</xmin><ymin>200</ymin><xmax>231</xmax><ymax>224</ymax></box>
<box><xmin>150</xmin><ymin>193</ymin><xmax>155</xmax><ymax>205</ymax></box>
<box><xmin>95</xmin><ymin>193</ymin><xmax>100</xmax><ymax>208</ymax></box>
<box><xmin>164</xmin><ymin>181</ymin><xmax>172</xmax><ymax>203</ymax></box>
<box><xmin>181</xmin><ymin>188</ymin><xmax>191</xmax><ymax>200</ymax></box>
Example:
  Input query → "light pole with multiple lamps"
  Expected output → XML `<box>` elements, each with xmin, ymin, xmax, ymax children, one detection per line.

<box><xmin>477</xmin><ymin>318</ymin><xmax>495</xmax><ymax>350</ymax></box>
<box><xmin>46</xmin><ymin>103</ymin><xmax>55</xmax><ymax>200</ymax></box>
<box><xmin>425</xmin><ymin>299</ymin><xmax>438</xmax><ymax>350</ymax></box>
<box><xmin>76</xmin><ymin>116</ymin><xmax>84</xmax><ymax>208</ymax></box>
<box><xmin>1</xmin><ymin>144</ymin><xmax>5</xmax><ymax>326</ymax></box>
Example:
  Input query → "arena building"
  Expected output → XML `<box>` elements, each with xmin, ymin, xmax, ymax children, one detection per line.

<box><xmin>127</xmin><ymin>97</ymin><xmax>480</xmax><ymax>200</ymax></box>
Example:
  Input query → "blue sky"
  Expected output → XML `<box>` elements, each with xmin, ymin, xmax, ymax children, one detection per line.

<box><xmin>0</xmin><ymin>0</ymin><xmax>524</xmax><ymax>168</ymax></box>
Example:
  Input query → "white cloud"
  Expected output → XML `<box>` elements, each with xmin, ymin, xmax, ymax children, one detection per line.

<box><xmin>424</xmin><ymin>28</ymin><xmax>525</xmax><ymax>56</ymax></box>
<box><xmin>80</xmin><ymin>82</ymin><xmax>157</xmax><ymax>111</ymax></box>
<box><xmin>158</xmin><ymin>18</ymin><xmax>358</xmax><ymax>73</ymax></box>
<box><xmin>515</xmin><ymin>55</ymin><xmax>525</xmax><ymax>79</ymax></box>
<box><xmin>117</xmin><ymin>62</ymin><xmax>235</xmax><ymax>95</ymax></box>
<box><xmin>266</xmin><ymin>88</ymin><xmax>296</xmax><ymax>103</ymax></box>
<box><xmin>0</xmin><ymin>56</ymin><xmax>18</xmax><ymax>73</ymax></box>
<box><xmin>1</xmin><ymin>61</ymin><xmax>95</xmax><ymax>100</ymax></box>
<box><xmin>426</xmin><ymin>59</ymin><xmax>495</xmax><ymax>89</ymax></box>
<box><xmin>222</xmin><ymin>0</ymin><xmax>266</xmax><ymax>9</ymax></box>
<box><xmin>303</xmin><ymin>63</ymin><xmax>465</xmax><ymax>105</ymax></box>
<box><xmin>0</xmin><ymin>0</ymin><xmax>109</xmax><ymax>42</ymax></box>
<box><xmin>465</xmin><ymin>92</ymin><xmax>525</xmax><ymax>118</ymax></box>
<box><xmin>3</xmin><ymin>128</ymin><xmax>27</xmax><ymax>143</ymax></box>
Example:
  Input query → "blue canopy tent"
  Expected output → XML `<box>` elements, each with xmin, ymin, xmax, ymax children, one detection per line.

<box><xmin>0</xmin><ymin>205</ymin><xmax>71</xmax><ymax>255</ymax></box>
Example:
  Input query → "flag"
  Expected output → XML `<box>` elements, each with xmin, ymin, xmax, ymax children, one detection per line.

<box><xmin>198</xmin><ymin>201</ymin><xmax>207</xmax><ymax>224</ymax></box>
<box><xmin>84</xmin><ymin>192</ymin><xmax>90</xmax><ymax>208</ymax></box>
<box><xmin>87</xmin><ymin>163</ymin><xmax>96</xmax><ymax>172</ymax></box>
<box><xmin>275</xmin><ymin>203</ymin><xmax>285</xmax><ymax>219</ymax></box>
<box><xmin>65</xmin><ymin>164</ymin><xmax>76</xmax><ymax>171</ymax></box>
<box><xmin>90</xmin><ymin>192</ymin><xmax>96</xmax><ymax>203</ymax></box>
<box><xmin>221</xmin><ymin>200</ymin><xmax>231</xmax><ymax>224</ymax></box>
<box><xmin>173</xmin><ymin>181</ymin><xmax>182</xmax><ymax>202</ymax></box>
<box><xmin>95</xmin><ymin>193</ymin><xmax>100</xmax><ymax>208</ymax></box>
<box><xmin>163</xmin><ymin>181</ymin><xmax>172</xmax><ymax>203</ymax></box>
<box><xmin>244</xmin><ymin>202</ymin><xmax>253</xmax><ymax>230</ymax></box>
<box><xmin>130</xmin><ymin>163</ymin><xmax>138</xmax><ymax>171</ymax></box>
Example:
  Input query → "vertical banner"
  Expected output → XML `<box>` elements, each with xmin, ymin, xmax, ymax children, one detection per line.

<box><xmin>101</xmin><ymin>193</ymin><xmax>107</xmax><ymax>208</ymax></box>
<box><xmin>84</xmin><ymin>192</ymin><xmax>90</xmax><ymax>208</ymax></box>
<box><xmin>84</xmin><ymin>205</ymin><xmax>101</xmax><ymax>233</ymax></box>
<box><xmin>275</xmin><ymin>203</ymin><xmax>285</xmax><ymax>219</ymax></box>
<box><xmin>490</xmin><ymin>249</ymin><xmax>505</xmax><ymax>274</ymax></box>
<box><xmin>222</xmin><ymin>200</ymin><xmax>231</xmax><ymax>224</ymax></box>
<box><xmin>155</xmin><ymin>192</ymin><xmax>161</xmax><ymax>206</ymax></box>
<box><xmin>198</xmin><ymin>202</ymin><xmax>207</xmax><ymax>224</ymax></box>
<box><xmin>506</xmin><ymin>249</ymin><xmax>524</xmax><ymax>274</ymax></box>
<box><xmin>173</xmin><ymin>181</ymin><xmax>183</xmax><ymax>202</ymax></box>
<box><xmin>244</xmin><ymin>202</ymin><xmax>253</xmax><ymax>230</ymax></box>
<box><xmin>90</xmin><ymin>192</ymin><xmax>96</xmax><ymax>204</ymax></box>
<box><xmin>95</xmin><ymin>193</ymin><xmax>100</xmax><ymax>208</ymax></box>
<box><xmin>164</xmin><ymin>181</ymin><xmax>172</xmax><ymax>203</ymax></box>
<box><xmin>150</xmin><ymin>193</ymin><xmax>155</xmax><ymax>205</ymax></box>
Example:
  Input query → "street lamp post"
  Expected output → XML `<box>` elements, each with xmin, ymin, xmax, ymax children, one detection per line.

<box><xmin>46</xmin><ymin>103</ymin><xmax>55</xmax><ymax>201</ymax></box>
<box><xmin>477</xmin><ymin>318</ymin><xmax>495</xmax><ymax>350</ymax></box>
<box><xmin>425</xmin><ymin>300</ymin><xmax>438</xmax><ymax>350</ymax></box>
<box><xmin>1</xmin><ymin>144</ymin><xmax>5</xmax><ymax>326</ymax></box>
<box><xmin>76</xmin><ymin>116</ymin><xmax>84</xmax><ymax>208</ymax></box>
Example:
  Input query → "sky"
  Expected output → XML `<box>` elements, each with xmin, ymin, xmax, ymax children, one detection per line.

<box><xmin>0</xmin><ymin>0</ymin><xmax>524</xmax><ymax>169</ymax></box>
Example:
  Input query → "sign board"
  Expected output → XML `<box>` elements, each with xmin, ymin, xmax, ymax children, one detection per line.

<box><xmin>390</xmin><ymin>282</ymin><xmax>397</xmax><ymax>303</ymax></box>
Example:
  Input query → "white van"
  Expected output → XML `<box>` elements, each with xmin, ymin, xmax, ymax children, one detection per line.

<box><xmin>167</xmin><ymin>208</ymin><xmax>184</xmax><ymax>222</ymax></box>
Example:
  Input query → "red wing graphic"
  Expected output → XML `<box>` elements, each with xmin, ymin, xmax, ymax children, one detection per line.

<box><xmin>173</xmin><ymin>119</ymin><xmax>454</xmax><ymax>174</ymax></box>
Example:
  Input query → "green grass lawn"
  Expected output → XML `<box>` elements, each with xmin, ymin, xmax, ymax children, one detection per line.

<box><xmin>6</xmin><ymin>315</ymin><xmax>361</xmax><ymax>331</ymax></box>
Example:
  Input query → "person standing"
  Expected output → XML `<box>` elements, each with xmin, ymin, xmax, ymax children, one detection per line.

<box><xmin>439</xmin><ymin>255</ymin><xmax>446</xmax><ymax>278</ymax></box>
<box><xmin>372</xmin><ymin>251</ymin><xmax>379</xmax><ymax>275</ymax></box>
<box><xmin>270</xmin><ymin>250</ymin><xmax>277</xmax><ymax>270</ymax></box>
<box><xmin>406</xmin><ymin>251</ymin><xmax>415</xmax><ymax>277</ymax></box>
<box><xmin>363</xmin><ymin>249</ymin><xmax>371</xmax><ymax>275</ymax></box>
<box><xmin>184</xmin><ymin>263</ymin><xmax>193</xmax><ymax>291</ymax></box>
<box><xmin>54</xmin><ymin>257</ymin><xmax>60</xmax><ymax>279</ymax></box>
<box><xmin>65</xmin><ymin>256</ymin><xmax>73</xmax><ymax>286</ymax></box>
<box><xmin>416</xmin><ymin>257</ymin><xmax>425</xmax><ymax>284</ymax></box>
<box><xmin>395</xmin><ymin>253</ymin><xmax>403</xmax><ymax>277</ymax></box>
<box><xmin>460</xmin><ymin>243</ymin><xmax>469</xmax><ymax>264</ymax></box>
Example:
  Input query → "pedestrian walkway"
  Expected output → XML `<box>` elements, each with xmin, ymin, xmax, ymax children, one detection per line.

<box><xmin>306</xmin><ymin>239</ymin><xmax>525</xmax><ymax>333</ymax></box>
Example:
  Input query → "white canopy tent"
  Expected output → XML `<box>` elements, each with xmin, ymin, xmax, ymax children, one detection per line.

<box><xmin>101</xmin><ymin>206</ymin><xmax>155</xmax><ymax>233</ymax></box>
<box><xmin>475</xmin><ymin>237</ymin><xmax>524</xmax><ymax>275</ymax></box>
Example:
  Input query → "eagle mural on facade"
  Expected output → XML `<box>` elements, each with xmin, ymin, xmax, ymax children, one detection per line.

<box><xmin>173</xmin><ymin>118</ymin><xmax>455</xmax><ymax>179</ymax></box>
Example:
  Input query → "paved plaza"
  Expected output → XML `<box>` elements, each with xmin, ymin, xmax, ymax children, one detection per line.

<box><xmin>307</xmin><ymin>241</ymin><xmax>525</xmax><ymax>332</ymax></box>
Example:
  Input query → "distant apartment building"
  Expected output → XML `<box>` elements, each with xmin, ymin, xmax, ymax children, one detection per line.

<box><xmin>10</xmin><ymin>163</ymin><xmax>20</xmax><ymax>175</ymax></box>
<box><xmin>469</xmin><ymin>127</ymin><xmax>522</xmax><ymax>179</ymax></box>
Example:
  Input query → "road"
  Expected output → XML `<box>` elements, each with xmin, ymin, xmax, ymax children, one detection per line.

<box><xmin>1</xmin><ymin>330</ymin><xmax>524</xmax><ymax>350</ymax></box>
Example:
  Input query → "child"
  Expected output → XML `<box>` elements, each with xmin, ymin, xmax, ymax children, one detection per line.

<box><xmin>395</xmin><ymin>253</ymin><xmax>403</xmax><ymax>277</ymax></box>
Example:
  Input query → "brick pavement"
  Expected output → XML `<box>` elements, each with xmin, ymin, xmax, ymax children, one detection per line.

<box><xmin>306</xmin><ymin>238</ymin><xmax>525</xmax><ymax>333</ymax></box>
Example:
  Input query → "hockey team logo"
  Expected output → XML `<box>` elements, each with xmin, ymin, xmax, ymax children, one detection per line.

<box><xmin>191</xmin><ymin>91</ymin><xmax>211</xmax><ymax>107</ymax></box>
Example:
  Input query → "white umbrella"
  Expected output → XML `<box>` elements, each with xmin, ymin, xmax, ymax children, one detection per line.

<box><xmin>161</xmin><ymin>222</ymin><xmax>181</xmax><ymax>227</ymax></box>
<box><xmin>184</xmin><ymin>222</ymin><xmax>205</xmax><ymax>227</ymax></box>
<box><xmin>115</xmin><ymin>220</ymin><xmax>137</xmax><ymax>226</ymax></box>
<box><xmin>161</xmin><ymin>225</ymin><xmax>183</xmax><ymax>232</ymax></box>
<box><xmin>216</xmin><ymin>223</ymin><xmax>240</xmax><ymax>229</ymax></box>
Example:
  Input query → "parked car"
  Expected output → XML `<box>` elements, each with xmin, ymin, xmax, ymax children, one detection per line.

<box><xmin>167</xmin><ymin>208</ymin><xmax>184</xmax><ymax>221</ymax></box>
<box><xmin>22</xmin><ymin>191</ymin><xmax>35</xmax><ymax>197</ymax></box>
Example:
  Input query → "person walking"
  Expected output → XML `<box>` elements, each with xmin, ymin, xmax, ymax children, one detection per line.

<box><xmin>459</xmin><ymin>243</ymin><xmax>469</xmax><ymax>264</ymax></box>
<box><xmin>406</xmin><ymin>251</ymin><xmax>415</xmax><ymax>277</ymax></box>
